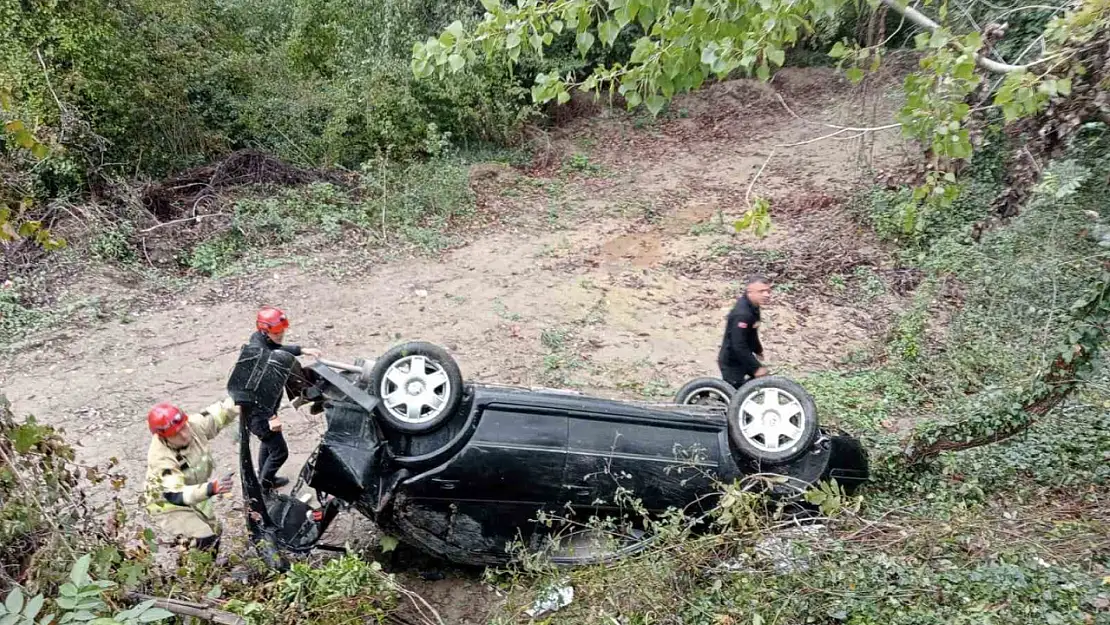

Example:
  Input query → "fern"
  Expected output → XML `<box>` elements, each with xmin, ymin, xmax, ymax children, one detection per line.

<box><xmin>1034</xmin><ymin>158</ymin><xmax>1092</xmax><ymax>200</ymax></box>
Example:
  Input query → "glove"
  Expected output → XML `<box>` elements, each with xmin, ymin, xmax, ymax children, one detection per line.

<box><xmin>207</xmin><ymin>472</ymin><xmax>234</xmax><ymax>497</ymax></box>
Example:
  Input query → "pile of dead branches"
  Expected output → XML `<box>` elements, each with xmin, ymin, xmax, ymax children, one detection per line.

<box><xmin>139</xmin><ymin>149</ymin><xmax>349</xmax><ymax>223</ymax></box>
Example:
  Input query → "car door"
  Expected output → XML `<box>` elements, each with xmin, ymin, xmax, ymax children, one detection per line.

<box><xmin>410</xmin><ymin>404</ymin><xmax>569</xmax><ymax>507</ymax></box>
<box><xmin>565</xmin><ymin>409</ymin><xmax>722</xmax><ymax>513</ymax></box>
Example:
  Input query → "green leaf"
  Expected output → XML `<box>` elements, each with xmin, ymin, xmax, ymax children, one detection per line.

<box><xmin>700</xmin><ymin>44</ymin><xmax>717</xmax><ymax>66</ymax></box>
<box><xmin>576</xmin><ymin>31</ymin><xmax>594</xmax><ymax>56</ymax></box>
<box><xmin>599</xmin><ymin>20</ymin><xmax>620</xmax><ymax>46</ymax></box>
<box><xmin>624</xmin><ymin>89</ymin><xmax>642</xmax><ymax>108</ymax></box>
<box><xmin>480</xmin><ymin>0</ymin><xmax>499</xmax><ymax>11</ymax></box>
<box><xmin>1</xmin><ymin>614</ymin><xmax>20</xmax><ymax>625</ymax></box>
<box><xmin>767</xmin><ymin>47</ymin><xmax>785</xmax><ymax>67</ymax></box>
<box><xmin>846</xmin><ymin>67</ymin><xmax>864</xmax><ymax>83</ymax></box>
<box><xmin>828</xmin><ymin>41</ymin><xmax>847</xmax><ymax>58</ymax></box>
<box><xmin>557</xmin><ymin>90</ymin><xmax>571</xmax><ymax>104</ymax></box>
<box><xmin>3</xmin><ymin>120</ymin><xmax>24</xmax><ymax>134</ymax></box>
<box><xmin>17</xmin><ymin>221</ymin><xmax>41</xmax><ymax>237</ymax></box>
<box><xmin>5</xmin><ymin>588</ymin><xmax>23</xmax><ymax>616</ymax></box>
<box><xmin>506</xmin><ymin>31</ymin><xmax>521</xmax><ymax>49</ymax></box>
<box><xmin>22</xmin><ymin>595</ymin><xmax>44</xmax><ymax>620</ymax></box>
<box><xmin>71</xmin><ymin>556</ymin><xmax>91</xmax><ymax>587</ymax></box>
<box><xmin>448</xmin><ymin>54</ymin><xmax>465</xmax><ymax>72</ymax></box>
<box><xmin>446</xmin><ymin>20</ymin><xmax>465</xmax><ymax>41</ymax></box>
<box><xmin>1057</xmin><ymin>77</ymin><xmax>1072</xmax><ymax>96</ymax></box>
<box><xmin>13</xmin><ymin>130</ymin><xmax>35</xmax><ymax>149</ymax></box>
<box><xmin>645</xmin><ymin>94</ymin><xmax>665</xmax><ymax>115</ymax></box>
<box><xmin>550</xmin><ymin>19</ymin><xmax>564</xmax><ymax>34</ymax></box>
<box><xmin>137</xmin><ymin>608</ymin><xmax>174</xmax><ymax>623</ymax></box>
<box><xmin>756</xmin><ymin>62</ymin><xmax>770</xmax><ymax>81</ymax></box>
<box><xmin>30</xmin><ymin>143</ymin><xmax>49</xmax><ymax>160</ymax></box>
<box><xmin>55</xmin><ymin>598</ymin><xmax>78</xmax><ymax>611</ymax></box>
<box><xmin>963</xmin><ymin>31</ymin><xmax>982</xmax><ymax>51</ymax></box>
<box><xmin>379</xmin><ymin>535</ymin><xmax>400</xmax><ymax>553</ymax></box>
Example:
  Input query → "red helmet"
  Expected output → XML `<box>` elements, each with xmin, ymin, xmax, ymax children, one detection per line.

<box><xmin>148</xmin><ymin>402</ymin><xmax>188</xmax><ymax>437</ymax></box>
<box><xmin>256</xmin><ymin>306</ymin><xmax>289</xmax><ymax>333</ymax></box>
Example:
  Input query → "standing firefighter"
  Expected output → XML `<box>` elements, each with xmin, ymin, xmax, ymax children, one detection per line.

<box><xmin>144</xmin><ymin>398</ymin><xmax>238</xmax><ymax>553</ymax></box>
<box><xmin>247</xmin><ymin>306</ymin><xmax>321</xmax><ymax>490</ymax></box>
<box><xmin>718</xmin><ymin>275</ymin><xmax>773</xmax><ymax>388</ymax></box>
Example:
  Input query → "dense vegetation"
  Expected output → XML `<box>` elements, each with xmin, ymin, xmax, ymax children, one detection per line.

<box><xmin>2</xmin><ymin>0</ymin><xmax>1109</xmax><ymax>622</ymax></box>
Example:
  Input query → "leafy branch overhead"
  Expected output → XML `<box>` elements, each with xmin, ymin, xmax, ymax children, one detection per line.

<box><xmin>411</xmin><ymin>0</ymin><xmax>1106</xmax><ymax>234</ymax></box>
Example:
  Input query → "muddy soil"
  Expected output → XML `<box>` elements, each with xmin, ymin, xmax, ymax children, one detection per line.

<box><xmin>0</xmin><ymin>67</ymin><xmax>914</xmax><ymax>623</ymax></box>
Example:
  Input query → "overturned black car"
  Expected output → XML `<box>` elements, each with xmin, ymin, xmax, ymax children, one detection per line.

<box><xmin>226</xmin><ymin>341</ymin><xmax>869</xmax><ymax>570</ymax></box>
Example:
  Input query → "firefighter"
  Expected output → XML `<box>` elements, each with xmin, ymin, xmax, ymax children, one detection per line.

<box><xmin>143</xmin><ymin>398</ymin><xmax>238</xmax><ymax>553</ymax></box>
<box><xmin>717</xmin><ymin>274</ymin><xmax>772</xmax><ymax>388</ymax></box>
<box><xmin>247</xmin><ymin>306</ymin><xmax>321</xmax><ymax>490</ymax></box>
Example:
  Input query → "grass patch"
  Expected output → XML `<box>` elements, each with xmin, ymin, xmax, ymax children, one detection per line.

<box><xmin>181</xmin><ymin>154</ymin><xmax>476</xmax><ymax>276</ymax></box>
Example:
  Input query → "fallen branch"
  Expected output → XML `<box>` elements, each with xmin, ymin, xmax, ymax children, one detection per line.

<box><xmin>775</xmin><ymin>94</ymin><xmax>903</xmax><ymax>133</ymax></box>
<box><xmin>139</xmin><ymin>213</ymin><xmax>231</xmax><ymax>234</ymax></box>
<box><xmin>745</xmin><ymin>148</ymin><xmax>776</xmax><ymax>210</ymax></box>
<box><xmin>123</xmin><ymin>593</ymin><xmax>246</xmax><ymax>625</ymax></box>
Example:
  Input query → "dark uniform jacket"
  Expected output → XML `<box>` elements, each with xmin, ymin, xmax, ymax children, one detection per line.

<box><xmin>245</xmin><ymin>331</ymin><xmax>302</xmax><ymax>437</ymax></box>
<box><xmin>248</xmin><ymin>330</ymin><xmax>303</xmax><ymax>356</ymax></box>
<box><xmin>717</xmin><ymin>293</ymin><xmax>763</xmax><ymax>379</ymax></box>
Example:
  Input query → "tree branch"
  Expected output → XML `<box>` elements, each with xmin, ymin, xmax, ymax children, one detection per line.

<box><xmin>124</xmin><ymin>593</ymin><xmax>246</xmax><ymax>625</ymax></box>
<box><xmin>139</xmin><ymin>213</ymin><xmax>230</xmax><ymax>233</ymax></box>
<box><xmin>879</xmin><ymin>0</ymin><xmax>1058</xmax><ymax>73</ymax></box>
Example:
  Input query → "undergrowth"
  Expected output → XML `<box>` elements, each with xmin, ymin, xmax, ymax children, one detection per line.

<box><xmin>181</xmin><ymin>154</ymin><xmax>477</xmax><ymax>276</ymax></box>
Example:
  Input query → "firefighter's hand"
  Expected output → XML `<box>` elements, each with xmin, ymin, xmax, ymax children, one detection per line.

<box><xmin>301</xmin><ymin>348</ymin><xmax>322</xmax><ymax>360</ymax></box>
<box><xmin>209</xmin><ymin>472</ymin><xmax>234</xmax><ymax>496</ymax></box>
<box><xmin>269</xmin><ymin>417</ymin><xmax>283</xmax><ymax>432</ymax></box>
<box><xmin>755</xmin><ymin>367</ymin><xmax>769</xmax><ymax>377</ymax></box>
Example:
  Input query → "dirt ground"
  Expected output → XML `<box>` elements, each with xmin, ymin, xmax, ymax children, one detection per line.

<box><xmin>0</xmin><ymin>66</ymin><xmax>915</xmax><ymax>623</ymax></box>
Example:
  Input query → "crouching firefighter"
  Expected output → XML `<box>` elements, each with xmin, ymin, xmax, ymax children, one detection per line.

<box><xmin>143</xmin><ymin>398</ymin><xmax>238</xmax><ymax>553</ymax></box>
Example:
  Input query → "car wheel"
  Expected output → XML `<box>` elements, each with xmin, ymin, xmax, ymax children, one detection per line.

<box><xmin>674</xmin><ymin>377</ymin><xmax>736</xmax><ymax>408</ymax></box>
<box><xmin>726</xmin><ymin>375</ymin><xmax>819</xmax><ymax>464</ymax></box>
<box><xmin>367</xmin><ymin>341</ymin><xmax>463</xmax><ymax>434</ymax></box>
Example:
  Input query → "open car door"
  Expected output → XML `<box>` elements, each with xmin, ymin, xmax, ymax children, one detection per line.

<box><xmin>226</xmin><ymin>345</ymin><xmax>344</xmax><ymax>571</ymax></box>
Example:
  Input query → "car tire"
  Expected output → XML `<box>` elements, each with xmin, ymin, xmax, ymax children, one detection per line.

<box><xmin>726</xmin><ymin>375</ymin><xmax>819</xmax><ymax>465</ymax></box>
<box><xmin>367</xmin><ymin>341</ymin><xmax>463</xmax><ymax>434</ymax></box>
<box><xmin>673</xmin><ymin>377</ymin><xmax>736</xmax><ymax>407</ymax></box>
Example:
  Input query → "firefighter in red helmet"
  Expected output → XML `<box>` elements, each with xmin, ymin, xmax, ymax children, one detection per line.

<box><xmin>143</xmin><ymin>398</ymin><xmax>237</xmax><ymax>553</ymax></box>
<box><xmin>247</xmin><ymin>305</ymin><xmax>322</xmax><ymax>490</ymax></box>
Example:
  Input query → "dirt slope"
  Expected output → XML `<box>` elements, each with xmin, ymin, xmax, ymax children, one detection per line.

<box><xmin>0</xmin><ymin>66</ymin><xmax>913</xmax><ymax>623</ymax></box>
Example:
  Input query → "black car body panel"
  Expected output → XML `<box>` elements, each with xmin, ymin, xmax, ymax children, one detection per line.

<box><xmin>229</xmin><ymin>356</ymin><xmax>870</xmax><ymax>568</ymax></box>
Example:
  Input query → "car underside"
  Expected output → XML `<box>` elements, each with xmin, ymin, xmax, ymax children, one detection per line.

<box><xmin>226</xmin><ymin>341</ymin><xmax>869</xmax><ymax>570</ymax></box>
